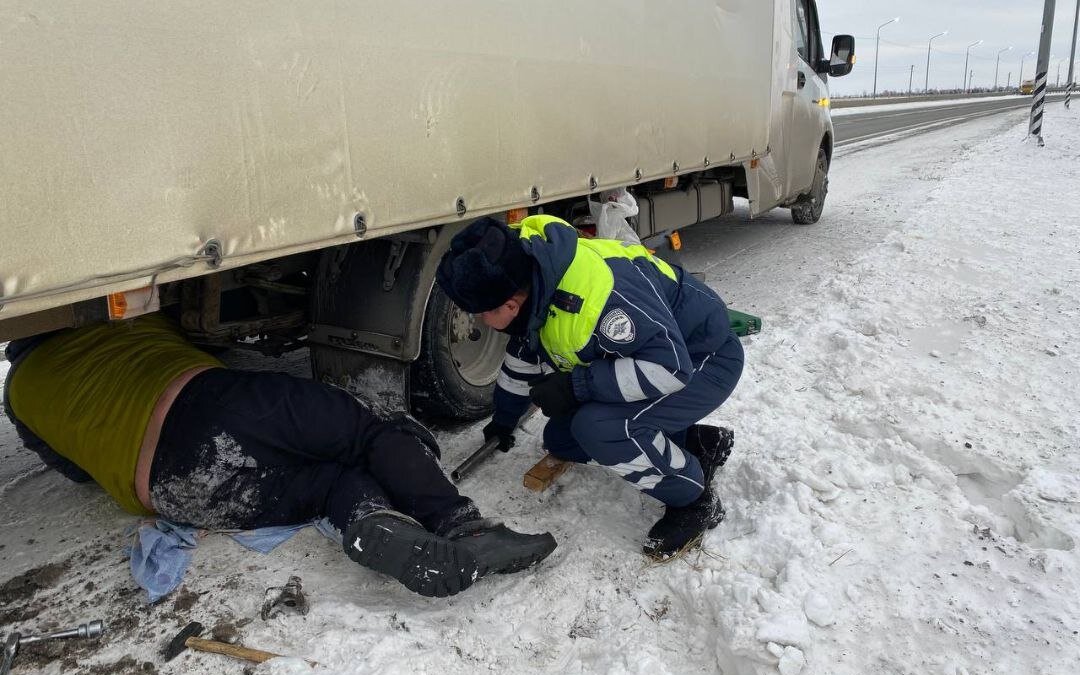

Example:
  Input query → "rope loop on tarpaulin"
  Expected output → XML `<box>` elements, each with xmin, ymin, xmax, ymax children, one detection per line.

<box><xmin>0</xmin><ymin>240</ymin><xmax>224</xmax><ymax>315</ymax></box>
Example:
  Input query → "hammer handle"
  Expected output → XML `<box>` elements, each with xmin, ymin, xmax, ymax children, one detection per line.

<box><xmin>185</xmin><ymin>637</ymin><xmax>318</xmax><ymax>667</ymax></box>
<box><xmin>186</xmin><ymin>637</ymin><xmax>280</xmax><ymax>663</ymax></box>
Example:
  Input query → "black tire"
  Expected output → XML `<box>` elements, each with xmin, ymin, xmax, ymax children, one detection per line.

<box><xmin>790</xmin><ymin>148</ymin><xmax>830</xmax><ymax>225</ymax></box>
<box><xmin>410</xmin><ymin>283</ymin><xmax>508</xmax><ymax>420</ymax></box>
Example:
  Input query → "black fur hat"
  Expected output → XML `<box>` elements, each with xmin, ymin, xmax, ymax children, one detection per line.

<box><xmin>436</xmin><ymin>217</ymin><xmax>533</xmax><ymax>313</ymax></box>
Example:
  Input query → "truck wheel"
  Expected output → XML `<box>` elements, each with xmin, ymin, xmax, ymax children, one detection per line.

<box><xmin>790</xmin><ymin>148</ymin><xmax>830</xmax><ymax>225</ymax></box>
<box><xmin>410</xmin><ymin>283</ymin><xmax>508</xmax><ymax>420</ymax></box>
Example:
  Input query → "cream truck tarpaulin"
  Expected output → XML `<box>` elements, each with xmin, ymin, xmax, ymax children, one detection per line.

<box><xmin>0</xmin><ymin>0</ymin><xmax>775</xmax><ymax>319</ymax></box>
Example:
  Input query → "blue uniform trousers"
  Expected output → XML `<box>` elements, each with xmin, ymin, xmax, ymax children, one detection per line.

<box><xmin>543</xmin><ymin>336</ymin><xmax>743</xmax><ymax>506</ymax></box>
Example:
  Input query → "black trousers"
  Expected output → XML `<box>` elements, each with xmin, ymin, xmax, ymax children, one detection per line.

<box><xmin>148</xmin><ymin>369</ymin><xmax>478</xmax><ymax>536</ymax></box>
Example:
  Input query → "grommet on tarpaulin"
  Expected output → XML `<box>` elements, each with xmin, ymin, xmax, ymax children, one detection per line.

<box><xmin>200</xmin><ymin>239</ymin><xmax>223</xmax><ymax>268</ymax></box>
<box><xmin>455</xmin><ymin>197</ymin><xmax>467</xmax><ymax>217</ymax></box>
<box><xmin>530</xmin><ymin>186</ymin><xmax>541</xmax><ymax>203</ymax></box>
<box><xmin>353</xmin><ymin>213</ymin><xmax>367</xmax><ymax>238</ymax></box>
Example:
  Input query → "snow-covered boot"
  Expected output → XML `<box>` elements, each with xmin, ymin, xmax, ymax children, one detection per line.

<box><xmin>642</xmin><ymin>488</ymin><xmax>725</xmax><ymax>559</ymax></box>
<box><xmin>446</xmin><ymin>520</ymin><xmax>558</xmax><ymax>576</ymax></box>
<box><xmin>344</xmin><ymin>510</ymin><xmax>480</xmax><ymax>598</ymax></box>
<box><xmin>686</xmin><ymin>424</ymin><xmax>734</xmax><ymax>487</ymax></box>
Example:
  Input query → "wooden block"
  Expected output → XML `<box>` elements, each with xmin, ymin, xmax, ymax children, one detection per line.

<box><xmin>523</xmin><ymin>454</ymin><xmax>571</xmax><ymax>492</ymax></box>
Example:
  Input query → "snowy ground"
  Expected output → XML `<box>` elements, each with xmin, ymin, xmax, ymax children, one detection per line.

<box><xmin>2</xmin><ymin>106</ymin><xmax>1078</xmax><ymax>675</ymax></box>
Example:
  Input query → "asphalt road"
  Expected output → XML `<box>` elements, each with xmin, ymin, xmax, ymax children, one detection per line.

<box><xmin>833</xmin><ymin>94</ymin><xmax>1066</xmax><ymax>148</ymax></box>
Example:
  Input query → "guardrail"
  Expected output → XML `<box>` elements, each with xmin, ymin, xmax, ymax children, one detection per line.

<box><xmin>832</xmin><ymin>89</ymin><xmax>1070</xmax><ymax>109</ymax></box>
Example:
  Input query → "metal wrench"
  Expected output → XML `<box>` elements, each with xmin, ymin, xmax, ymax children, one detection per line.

<box><xmin>0</xmin><ymin>620</ymin><xmax>104</xmax><ymax>675</ymax></box>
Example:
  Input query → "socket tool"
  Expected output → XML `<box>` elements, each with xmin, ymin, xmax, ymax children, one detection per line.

<box><xmin>1</xmin><ymin>620</ymin><xmax>104</xmax><ymax>675</ymax></box>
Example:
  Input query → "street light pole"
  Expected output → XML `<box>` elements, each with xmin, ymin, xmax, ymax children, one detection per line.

<box><xmin>874</xmin><ymin>16</ymin><xmax>900</xmax><ymax>98</ymax></box>
<box><xmin>909</xmin><ymin>65</ymin><xmax>915</xmax><ymax>94</ymax></box>
<box><xmin>963</xmin><ymin>40</ymin><xmax>983</xmax><ymax>92</ymax></box>
<box><xmin>995</xmin><ymin>47</ymin><xmax>1012</xmax><ymax>90</ymax></box>
<box><xmin>925</xmin><ymin>31</ymin><xmax>948</xmax><ymax>93</ymax></box>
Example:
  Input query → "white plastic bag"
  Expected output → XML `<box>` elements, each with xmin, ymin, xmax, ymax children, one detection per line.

<box><xmin>589</xmin><ymin>188</ymin><xmax>641</xmax><ymax>244</ymax></box>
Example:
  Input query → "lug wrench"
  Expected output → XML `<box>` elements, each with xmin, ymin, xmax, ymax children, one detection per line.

<box><xmin>1</xmin><ymin>620</ymin><xmax>104</xmax><ymax>675</ymax></box>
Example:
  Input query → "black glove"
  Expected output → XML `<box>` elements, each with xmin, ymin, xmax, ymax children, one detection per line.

<box><xmin>482</xmin><ymin>420</ymin><xmax>516</xmax><ymax>453</ymax></box>
<box><xmin>529</xmin><ymin>371</ymin><xmax>579</xmax><ymax>418</ymax></box>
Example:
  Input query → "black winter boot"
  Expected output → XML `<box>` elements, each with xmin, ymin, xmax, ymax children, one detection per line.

<box><xmin>642</xmin><ymin>487</ymin><xmax>725</xmax><ymax>559</ymax></box>
<box><xmin>344</xmin><ymin>511</ymin><xmax>480</xmax><ymax>598</ymax></box>
<box><xmin>686</xmin><ymin>424</ymin><xmax>734</xmax><ymax>487</ymax></box>
<box><xmin>446</xmin><ymin>520</ymin><xmax>558</xmax><ymax>576</ymax></box>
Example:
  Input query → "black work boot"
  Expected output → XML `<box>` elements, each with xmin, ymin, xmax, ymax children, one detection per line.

<box><xmin>686</xmin><ymin>424</ymin><xmax>734</xmax><ymax>487</ymax></box>
<box><xmin>445</xmin><ymin>520</ymin><xmax>557</xmax><ymax>577</ymax></box>
<box><xmin>642</xmin><ymin>488</ymin><xmax>725</xmax><ymax>559</ymax></box>
<box><xmin>344</xmin><ymin>511</ymin><xmax>479</xmax><ymax>598</ymax></box>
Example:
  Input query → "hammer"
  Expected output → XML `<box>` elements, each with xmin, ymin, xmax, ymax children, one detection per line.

<box><xmin>163</xmin><ymin>622</ymin><xmax>316</xmax><ymax>667</ymax></box>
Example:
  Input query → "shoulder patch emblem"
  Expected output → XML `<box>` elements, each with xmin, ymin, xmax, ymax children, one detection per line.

<box><xmin>599</xmin><ymin>309</ymin><xmax>636</xmax><ymax>344</ymax></box>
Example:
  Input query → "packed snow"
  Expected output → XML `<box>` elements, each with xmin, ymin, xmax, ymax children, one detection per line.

<box><xmin>1</xmin><ymin>105</ymin><xmax>1078</xmax><ymax>675</ymax></box>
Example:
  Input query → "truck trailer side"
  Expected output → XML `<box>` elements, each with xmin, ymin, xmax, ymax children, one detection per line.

<box><xmin>0</xmin><ymin>0</ymin><xmax>853</xmax><ymax>418</ymax></box>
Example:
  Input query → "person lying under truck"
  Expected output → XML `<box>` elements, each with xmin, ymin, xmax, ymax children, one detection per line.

<box><xmin>2</xmin><ymin>314</ymin><xmax>556</xmax><ymax>598</ymax></box>
<box><xmin>437</xmin><ymin>215</ymin><xmax>743</xmax><ymax>558</ymax></box>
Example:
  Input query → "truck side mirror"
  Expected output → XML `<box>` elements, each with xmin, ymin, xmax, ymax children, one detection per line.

<box><xmin>829</xmin><ymin>35</ymin><xmax>856</xmax><ymax>77</ymax></box>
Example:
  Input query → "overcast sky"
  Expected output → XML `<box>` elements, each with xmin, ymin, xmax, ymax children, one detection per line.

<box><xmin>818</xmin><ymin>0</ymin><xmax>1080</xmax><ymax>95</ymax></box>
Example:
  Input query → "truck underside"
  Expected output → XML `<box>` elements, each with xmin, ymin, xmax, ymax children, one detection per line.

<box><xmin>0</xmin><ymin>167</ymin><xmax>745</xmax><ymax>421</ymax></box>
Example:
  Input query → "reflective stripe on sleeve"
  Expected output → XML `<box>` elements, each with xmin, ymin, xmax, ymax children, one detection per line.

<box><xmin>614</xmin><ymin>358</ymin><xmax>647</xmax><ymax>402</ymax></box>
<box><xmin>496</xmin><ymin>371</ymin><xmax>531</xmax><ymax>396</ymax></box>
<box><xmin>637</xmin><ymin>361</ymin><xmax>687</xmax><ymax>395</ymax></box>
<box><xmin>504</xmin><ymin>353</ymin><xmax>542</xmax><ymax>375</ymax></box>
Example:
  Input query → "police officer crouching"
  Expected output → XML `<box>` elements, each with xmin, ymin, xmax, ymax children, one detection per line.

<box><xmin>437</xmin><ymin>215</ymin><xmax>744</xmax><ymax>557</ymax></box>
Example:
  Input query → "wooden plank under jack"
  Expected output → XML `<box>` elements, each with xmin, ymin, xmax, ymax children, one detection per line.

<box><xmin>523</xmin><ymin>454</ymin><xmax>571</xmax><ymax>492</ymax></box>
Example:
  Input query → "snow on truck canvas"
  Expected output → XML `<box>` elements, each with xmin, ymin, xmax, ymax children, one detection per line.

<box><xmin>2</xmin><ymin>2</ymin><xmax>1080</xmax><ymax>675</ymax></box>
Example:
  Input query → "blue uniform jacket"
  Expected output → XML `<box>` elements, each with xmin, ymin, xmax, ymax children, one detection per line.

<box><xmin>493</xmin><ymin>223</ymin><xmax>739</xmax><ymax>427</ymax></box>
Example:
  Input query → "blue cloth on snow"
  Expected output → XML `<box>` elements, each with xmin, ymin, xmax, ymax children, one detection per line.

<box><xmin>127</xmin><ymin>520</ymin><xmax>199</xmax><ymax>603</ymax></box>
<box><xmin>127</xmin><ymin>518</ymin><xmax>339</xmax><ymax>603</ymax></box>
<box><xmin>227</xmin><ymin>523</ymin><xmax>309</xmax><ymax>554</ymax></box>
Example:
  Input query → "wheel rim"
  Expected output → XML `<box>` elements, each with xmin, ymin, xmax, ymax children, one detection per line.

<box><xmin>447</xmin><ymin>304</ymin><xmax>508</xmax><ymax>386</ymax></box>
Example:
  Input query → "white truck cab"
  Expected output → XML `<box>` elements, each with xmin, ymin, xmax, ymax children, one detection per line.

<box><xmin>755</xmin><ymin>0</ymin><xmax>855</xmax><ymax>223</ymax></box>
